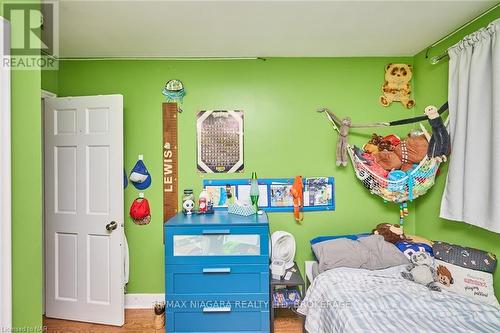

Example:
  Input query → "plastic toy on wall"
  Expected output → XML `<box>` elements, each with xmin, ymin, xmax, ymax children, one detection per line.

<box><xmin>380</xmin><ymin>63</ymin><xmax>415</xmax><ymax>109</ymax></box>
<box><xmin>162</xmin><ymin>79</ymin><xmax>185</xmax><ymax>112</ymax></box>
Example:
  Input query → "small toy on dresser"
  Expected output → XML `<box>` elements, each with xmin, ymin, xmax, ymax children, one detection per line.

<box><xmin>182</xmin><ymin>189</ymin><xmax>195</xmax><ymax>215</ymax></box>
<box><xmin>197</xmin><ymin>189</ymin><xmax>214</xmax><ymax>214</ymax></box>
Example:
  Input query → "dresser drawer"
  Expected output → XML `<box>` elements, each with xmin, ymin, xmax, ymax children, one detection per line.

<box><xmin>166</xmin><ymin>264</ymin><xmax>269</xmax><ymax>295</ymax></box>
<box><xmin>165</xmin><ymin>293</ymin><xmax>269</xmax><ymax>312</ymax></box>
<box><xmin>166</xmin><ymin>308</ymin><xmax>269</xmax><ymax>332</ymax></box>
<box><xmin>165</xmin><ymin>226</ymin><xmax>269</xmax><ymax>265</ymax></box>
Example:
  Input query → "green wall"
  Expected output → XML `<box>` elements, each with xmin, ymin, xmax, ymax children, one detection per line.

<box><xmin>413</xmin><ymin>6</ymin><xmax>500</xmax><ymax>296</ymax></box>
<box><xmin>57</xmin><ymin>57</ymin><xmax>417</xmax><ymax>293</ymax></box>
<box><xmin>1</xmin><ymin>0</ymin><xmax>43</xmax><ymax>330</ymax></box>
<box><xmin>6</xmin><ymin>5</ymin><xmax>499</xmax><ymax>328</ymax></box>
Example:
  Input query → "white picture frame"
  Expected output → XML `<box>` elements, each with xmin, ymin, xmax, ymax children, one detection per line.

<box><xmin>197</xmin><ymin>110</ymin><xmax>244</xmax><ymax>173</ymax></box>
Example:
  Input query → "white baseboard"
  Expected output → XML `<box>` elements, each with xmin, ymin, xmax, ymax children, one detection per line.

<box><xmin>125</xmin><ymin>293</ymin><xmax>164</xmax><ymax>309</ymax></box>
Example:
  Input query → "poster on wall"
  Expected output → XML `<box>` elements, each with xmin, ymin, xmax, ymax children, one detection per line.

<box><xmin>270</xmin><ymin>184</ymin><xmax>294</xmax><ymax>207</ymax></box>
<box><xmin>203</xmin><ymin>177</ymin><xmax>335</xmax><ymax>212</ymax></box>
<box><xmin>197</xmin><ymin>110</ymin><xmax>244</xmax><ymax>173</ymax></box>
<box><xmin>205</xmin><ymin>185</ymin><xmax>237</xmax><ymax>208</ymax></box>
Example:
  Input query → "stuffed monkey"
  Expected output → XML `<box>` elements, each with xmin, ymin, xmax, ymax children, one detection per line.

<box><xmin>424</xmin><ymin>105</ymin><xmax>450</xmax><ymax>162</ymax></box>
<box><xmin>336</xmin><ymin>117</ymin><xmax>352</xmax><ymax>167</ymax></box>
<box><xmin>319</xmin><ymin>108</ymin><xmax>352</xmax><ymax>167</ymax></box>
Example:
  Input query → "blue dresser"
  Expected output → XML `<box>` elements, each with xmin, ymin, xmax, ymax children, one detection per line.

<box><xmin>164</xmin><ymin>212</ymin><xmax>270</xmax><ymax>333</ymax></box>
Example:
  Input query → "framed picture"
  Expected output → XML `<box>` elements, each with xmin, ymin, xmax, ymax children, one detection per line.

<box><xmin>197</xmin><ymin>110</ymin><xmax>244</xmax><ymax>173</ymax></box>
<box><xmin>203</xmin><ymin>177</ymin><xmax>335</xmax><ymax>213</ymax></box>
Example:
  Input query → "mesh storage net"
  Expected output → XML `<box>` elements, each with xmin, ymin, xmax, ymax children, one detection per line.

<box><xmin>347</xmin><ymin>145</ymin><xmax>440</xmax><ymax>203</ymax></box>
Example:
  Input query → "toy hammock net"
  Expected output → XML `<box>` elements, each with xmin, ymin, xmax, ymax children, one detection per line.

<box><xmin>320</xmin><ymin>102</ymin><xmax>449</xmax><ymax>221</ymax></box>
<box><xmin>347</xmin><ymin>147</ymin><xmax>439</xmax><ymax>204</ymax></box>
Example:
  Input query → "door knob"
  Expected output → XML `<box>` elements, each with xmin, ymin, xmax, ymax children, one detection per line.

<box><xmin>106</xmin><ymin>221</ymin><xmax>118</xmax><ymax>231</ymax></box>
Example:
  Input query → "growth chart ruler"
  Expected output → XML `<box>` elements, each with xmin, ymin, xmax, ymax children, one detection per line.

<box><xmin>163</xmin><ymin>103</ymin><xmax>179</xmax><ymax>223</ymax></box>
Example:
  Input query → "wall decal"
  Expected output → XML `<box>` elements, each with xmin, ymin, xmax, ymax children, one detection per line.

<box><xmin>380</xmin><ymin>63</ymin><xmax>415</xmax><ymax>109</ymax></box>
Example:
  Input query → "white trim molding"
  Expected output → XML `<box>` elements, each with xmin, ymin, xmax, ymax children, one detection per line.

<box><xmin>125</xmin><ymin>293</ymin><xmax>164</xmax><ymax>309</ymax></box>
<box><xmin>0</xmin><ymin>17</ymin><xmax>12</xmax><ymax>331</ymax></box>
<box><xmin>41</xmin><ymin>89</ymin><xmax>57</xmax><ymax>99</ymax></box>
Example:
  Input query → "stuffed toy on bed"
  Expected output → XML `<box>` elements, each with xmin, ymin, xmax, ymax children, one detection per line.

<box><xmin>401</xmin><ymin>252</ymin><xmax>441</xmax><ymax>292</ymax></box>
<box><xmin>372</xmin><ymin>223</ymin><xmax>406</xmax><ymax>244</ymax></box>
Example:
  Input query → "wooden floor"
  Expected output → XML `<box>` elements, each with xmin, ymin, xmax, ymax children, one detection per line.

<box><xmin>43</xmin><ymin>309</ymin><xmax>303</xmax><ymax>333</ymax></box>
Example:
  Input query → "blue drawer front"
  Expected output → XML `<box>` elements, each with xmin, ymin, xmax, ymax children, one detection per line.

<box><xmin>166</xmin><ymin>264</ymin><xmax>269</xmax><ymax>295</ymax></box>
<box><xmin>165</xmin><ymin>293</ymin><xmax>270</xmax><ymax>311</ymax></box>
<box><xmin>166</xmin><ymin>309</ymin><xmax>270</xmax><ymax>332</ymax></box>
<box><xmin>165</xmin><ymin>225</ymin><xmax>269</xmax><ymax>265</ymax></box>
<box><xmin>164</xmin><ymin>213</ymin><xmax>270</xmax><ymax>332</ymax></box>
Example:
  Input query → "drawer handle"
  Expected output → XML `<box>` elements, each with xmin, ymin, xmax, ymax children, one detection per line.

<box><xmin>202</xmin><ymin>229</ymin><xmax>230</xmax><ymax>235</ymax></box>
<box><xmin>202</xmin><ymin>267</ymin><xmax>231</xmax><ymax>274</ymax></box>
<box><xmin>202</xmin><ymin>306</ymin><xmax>231</xmax><ymax>313</ymax></box>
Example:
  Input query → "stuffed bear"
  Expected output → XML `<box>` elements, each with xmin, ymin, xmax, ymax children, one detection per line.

<box><xmin>373</xmin><ymin>134</ymin><xmax>428</xmax><ymax>172</ymax></box>
<box><xmin>424</xmin><ymin>105</ymin><xmax>450</xmax><ymax>162</ymax></box>
<box><xmin>393</xmin><ymin>134</ymin><xmax>428</xmax><ymax>171</ymax></box>
<box><xmin>372</xmin><ymin>223</ymin><xmax>406</xmax><ymax>244</ymax></box>
<box><xmin>401</xmin><ymin>252</ymin><xmax>441</xmax><ymax>292</ymax></box>
<box><xmin>380</xmin><ymin>64</ymin><xmax>415</xmax><ymax>109</ymax></box>
<box><xmin>364</xmin><ymin>134</ymin><xmax>393</xmax><ymax>154</ymax></box>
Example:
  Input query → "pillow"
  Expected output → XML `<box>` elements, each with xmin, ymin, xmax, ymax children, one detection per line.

<box><xmin>358</xmin><ymin>235</ymin><xmax>410</xmax><ymax>269</ymax></box>
<box><xmin>395</xmin><ymin>241</ymin><xmax>433</xmax><ymax>260</ymax></box>
<box><xmin>312</xmin><ymin>235</ymin><xmax>408</xmax><ymax>273</ymax></box>
<box><xmin>433</xmin><ymin>241</ymin><xmax>497</xmax><ymax>273</ymax></box>
<box><xmin>435</xmin><ymin>259</ymin><xmax>499</xmax><ymax>307</ymax></box>
<box><xmin>312</xmin><ymin>238</ymin><xmax>368</xmax><ymax>273</ymax></box>
<box><xmin>310</xmin><ymin>233</ymin><xmax>370</xmax><ymax>245</ymax></box>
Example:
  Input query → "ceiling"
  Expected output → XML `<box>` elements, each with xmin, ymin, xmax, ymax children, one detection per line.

<box><xmin>58</xmin><ymin>0</ymin><xmax>497</xmax><ymax>58</ymax></box>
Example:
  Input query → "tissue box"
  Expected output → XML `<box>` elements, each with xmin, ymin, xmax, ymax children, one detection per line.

<box><xmin>228</xmin><ymin>204</ymin><xmax>256</xmax><ymax>216</ymax></box>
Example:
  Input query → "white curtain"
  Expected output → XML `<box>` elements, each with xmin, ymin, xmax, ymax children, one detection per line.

<box><xmin>440</xmin><ymin>18</ymin><xmax>500</xmax><ymax>233</ymax></box>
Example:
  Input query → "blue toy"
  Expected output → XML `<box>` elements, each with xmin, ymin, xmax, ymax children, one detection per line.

<box><xmin>387</xmin><ymin>170</ymin><xmax>406</xmax><ymax>192</ymax></box>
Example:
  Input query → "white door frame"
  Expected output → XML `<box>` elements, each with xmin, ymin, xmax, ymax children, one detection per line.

<box><xmin>41</xmin><ymin>89</ymin><xmax>57</xmax><ymax>316</ymax></box>
<box><xmin>0</xmin><ymin>17</ymin><xmax>12</xmax><ymax>331</ymax></box>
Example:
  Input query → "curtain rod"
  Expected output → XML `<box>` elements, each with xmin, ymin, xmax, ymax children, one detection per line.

<box><xmin>426</xmin><ymin>2</ymin><xmax>499</xmax><ymax>65</ymax></box>
<box><xmin>49</xmin><ymin>55</ymin><xmax>266</xmax><ymax>61</ymax></box>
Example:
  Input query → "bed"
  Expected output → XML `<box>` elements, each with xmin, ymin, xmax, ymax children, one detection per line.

<box><xmin>298</xmin><ymin>263</ymin><xmax>500</xmax><ymax>333</ymax></box>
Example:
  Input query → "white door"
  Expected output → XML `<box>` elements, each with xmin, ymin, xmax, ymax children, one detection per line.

<box><xmin>44</xmin><ymin>95</ymin><xmax>124</xmax><ymax>326</ymax></box>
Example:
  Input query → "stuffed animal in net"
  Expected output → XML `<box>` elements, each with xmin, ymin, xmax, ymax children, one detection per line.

<box><xmin>372</xmin><ymin>223</ymin><xmax>406</xmax><ymax>244</ymax></box>
<box><xmin>374</xmin><ymin>134</ymin><xmax>429</xmax><ymax>172</ymax></box>
<box><xmin>424</xmin><ymin>105</ymin><xmax>450</xmax><ymax>162</ymax></box>
<box><xmin>380</xmin><ymin>64</ymin><xmax>415</xmax><ymax>109</ymax></box>
<box><xmin>363</xmin><ymin>134</ymin><xmax>394</xmax><ymax>154</ymax></box>
<box><xmin>401</xmin><ymin>252</ymin><xmax>441</xmax><ymax>291</ymax></box>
